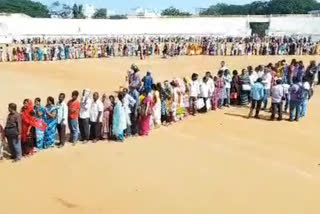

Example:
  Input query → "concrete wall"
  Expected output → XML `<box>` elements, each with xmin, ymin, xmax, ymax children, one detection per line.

<box><xmin>0</xmin><ymin>15</ymin><xmax>320</xmax><ymax>43</ymax></box>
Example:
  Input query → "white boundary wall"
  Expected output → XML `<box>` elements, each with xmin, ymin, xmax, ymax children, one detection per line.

<box><xmin>1</xmin><ymin>15</ymin><xmax>320</xmax><ymax>43</ymax></box>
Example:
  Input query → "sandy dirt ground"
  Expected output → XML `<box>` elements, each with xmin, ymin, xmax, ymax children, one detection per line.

<box><xmin>0</xmin><ymin>55</ymin><xmax>319</xmax><ymax>214</ymax></box>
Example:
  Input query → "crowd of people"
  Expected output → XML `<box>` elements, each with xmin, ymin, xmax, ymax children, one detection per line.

<box><xmin>0</xmin><ymin>60</ymin><xmax>319</xmax><ymax>162</ymax></box>
<box><xmin>0</xmin><ymin>35</ymin><xmax>319</xmax><ymax>62</ymax></box>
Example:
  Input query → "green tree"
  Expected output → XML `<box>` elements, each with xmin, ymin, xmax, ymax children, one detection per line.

<box><xmin>267</xmin><ymin>0</ymin><xmax>320</xmax><ymax>14</ymax></box>
<box><xmin>0</xmin><ymin>0</ymin><xmax>50</xmax><ymax>17</ymax></box>
<box><xmin>93</xmin><ymin>8</ymin><xmax>107</xmax><ymax>19</ymax></box>
<box><xmin>161</xmin><ymin>7</ymin><xmax>191</xmax><ymax>16</ymax></box>
<box><xmin>109</xmin><ymin>15</ymin><xmax>127</xmax><ymax>19</ymax></box>
<box><xmin>72</xmin><ymin>4</ymin><xmax>85</xmax><ymax>19</ymax></box>
<box><xmin>49</xmin><ymin>1</ymin><xmax>72</xmax><ymax>18</ymax></box>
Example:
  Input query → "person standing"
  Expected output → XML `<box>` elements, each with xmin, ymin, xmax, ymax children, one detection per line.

<box><xmin>289</xmin><ymin>78</ymin><xmax>304</xmax><ymax>122</ymax></box>
<box><xmin>101</xmin><ymin>94</ymin><xmax>113</xmax><ymax>140</ymax></box>
<box><xmin>112</xmin><ymin>93</ymin><xmax>127</xmax><ymax>142</ymax></box>
<box><xmin>56</xmin><ymin>93</ymin><xmax>68</xmax><ymax>148</ymax></box>
<box><xmin>79</xmin><ymin>89</ymin><xmax>92</xmax><ymax>143</ymax></box>
<box><xmin>270</xmin><ymin>79</ymin><xmax>284</xmax><ymax>121</ymax></box>
<box><xmin>4</xmin><ymin>103</ymin><xmax>22</xmax><ymax>162</ymax></box>
<box><xmin>248</xmin><ymin>78</ymin><xmax>265</xmax><ymax>119</ymax></box>
<box><xmin>261</xmin><ymin>68</ymin><xmax>272</xmax><ymax>110</ymax></box>
<box><xmin>0</xmin><ymin>124</ymin><xmax>4</xmax><ymax>160</ymax></box>
<box><xmin>67</xmin><ymin>91</ymin><xmax>80</xmax><ymax>144</ymax></box>
<box><xmin>33</xmin><ymin>98</ymin><xmax>46</xmax><ymax>150</ymax></box>
<box><xmin>300</xmin><ymin>77</ymin><xmax>311</xmax><ymax>118</ymax></box>
<box><xmin>139</xmin><ymin>93</ymin><xmax>154</xmax><ymax>136</ymax></box>
<box><xmin>89</xmin><ymin>92</ymin><xmax>103</xmax><ymax>143</ymax></box>
<box><xmin>239</xmin><ymin>69</ymin><xmax>251</xmax><ymax>106</ymax></box>
<box><xmin>43</xmin><ymin>97</ymin><xmax>58</xmax><ymax>148</ymax></box>
<box><xmin>223</xmin><ymin>70</ymin><xmax>232</xmax><ymax>107</ymax></box>
<box><xmin>189</xmin><ymin>73</ymin><xmax>200</xmax><ymax>115</ymax></box>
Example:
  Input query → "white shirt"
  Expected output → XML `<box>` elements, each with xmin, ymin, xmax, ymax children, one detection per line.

<box><xmin>207</xmin><ymin>78</ymin><xmax>215</xmax><ymax>96</ymax></box>
<box><xmin>282</xmin><ymin>84</ymin><xmax>290</xmax><ymax>95</ymax></box>
<box><xmin>223</xmin><ymin>75</ymin><xmax>232</xmax><ymax>89</ymax></box>
<box><xmin>80</xmin><ymin>98</ymin><xmax>92</xmax><ymax>119</ymax></box>
<box><xmin>271</xmin><ymin>85</ymin><xmax>284</xmax><ymax>103</ymax></box>
<box><xmin>123</xmin><ymin>93</ymin><xmax>136</xmax><ymax>114</ymax></box>
<box><xmin>56</xmin><ymin>101</ymin><xmax>68</xmax><ymax>125</ymax></box>
<box><xmin>189</xmin><ymin>80</ymin><xmax>200</xmax><ymax>97</ymax></box>
<box><xmin>257</xmin><ymin>71</ymin><xmax>264</xmax><ymax>78</ymax></box>
<box><xmin>200</xmin><ymin>81</ymin><xmax>210</xmax><ymax>98</ymax></box>
<box><xmin>262</xmin><ymin>72</ymin><xmax>272</xmax><ymax>89</ymax></box>
<box><xmin>90</xmin><ymin>100</ymin><xmax>104</xmax><ymax>122</ymax></box>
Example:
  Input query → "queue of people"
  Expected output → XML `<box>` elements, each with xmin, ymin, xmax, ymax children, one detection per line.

<box><xmin>0</xmin><ymin>35</ymin><xmax>320</xmax><ymax>62</ymax></box>
<box><xmin>0</xmin><ymin>60</ymin><xmax>318</xmax><ymax>162</ymax></box>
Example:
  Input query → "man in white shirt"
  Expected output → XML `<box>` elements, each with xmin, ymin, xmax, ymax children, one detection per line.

<box><xmin>189</xmin><ymin>73</ymin><xmax>200</xmax><ymax>115</ymax></box>
<box><xmin>89</xmin><ymin>92</ymin><xmax>103</xmax><ymax>143</ymax></box>
<box><xmin>223</xmin><ymin>70</ymin><xmax>232</xmax><ymax>107</ymax></box>
<box><xmin>220</xmin><ymin>61</ymin><xmax>228</xmax><ymax>71</ymax></box>
<box><xmin>57</xmin><ymin>93</ymin><xmax>68</xmax><ymax>147</ymax></box>
<box><xmin>262</xmin><ymin>68</ymin><xmax>272</xmax><ymax>110</ymax></box>
<box><xmin>271</xmin><ymin>79</ymin><xmax>284</xmax><ymax>121</ymax></box>
<box><xmin>200</xmin><ymin>76</ymin><xmax>210</xmax><ymax>112</ymax></box>
<box><xmin>122</xmin><ymin>88</ymin><xmax>136</xmax><ymax>136</ymax></box>
<box><xmin>79</xmin><ymin>89</ymin><xmax>92</xmax><ymax>142</ymax></box>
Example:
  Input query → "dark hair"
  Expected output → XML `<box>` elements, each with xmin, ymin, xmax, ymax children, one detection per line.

<box><xmin>118</xmin><ymin>92</ymin><xmax>124</xmax><ymax>101</ymax></box>
<box><xmin>257</xmin><ymin>78</ymin><xmax>263</xmax><ymax>83</ymax></box>
<box><xmin>35</xmin><ymin>97</ymin><xmax>41</xmax><ymax>103</ymax></box>
<box><xmin>9</xmin><ymin>103</ymin><xmax>17</xmax><ymax>111</ymax></box>
<box><xmin>72</xmin><ymin>90</ymin><xmax>79</xmax><ymax>97</ymax></box>
<box><xmin>59</xmin><ymin>93</ymin><xmax>66</xmax><ymax>98</ymax></box>
<box><xmin>276</xmin><ymin>79</ymin><xmax>282</xmax><ymax>85</ymax></box>
<box><xmin>109</xmin><ymin>95</ymin><xmax>115</xmax><ymax>101</ymax></box>
<box><xmin>232</xmin><ymin>70</ymin><xmax>238</xmax><ymax>76</ymax></box>
<box><xmin>23</xmin><ymin>99</ymin><xmax>29</xmax><ymax>104</ymax></box>
<box><xmin>218</xmin><ymin>70</ymin><xmax>224</xmax><ymax>76</ymax></box>
<box><xmin>47</xmin><ymin>96</ymin><xmax>55</xmax><ymax>105</ymax></box>
<box><xmin>191</xmin><ymin>73</ymin><xmax>198</xmax><ymax>80</ymax></box>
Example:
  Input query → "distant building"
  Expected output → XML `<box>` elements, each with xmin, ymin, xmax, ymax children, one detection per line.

<box><xmin>128</xmin><ymin>7</ymin><xmax>160</xmax><ymax>18</ymax></box>
<box><xmin>83</xmin><ymin>4</ymin><xmax>96</xmax><ymax>18</ymax></box>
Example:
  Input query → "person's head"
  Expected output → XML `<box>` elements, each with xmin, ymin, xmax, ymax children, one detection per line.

<box><xmin>47</xmin><ymin>96</ymin><xmax>55</xmax><ymax>106</ymax></box>
<box><xmin>276</xmin><ymin>79</ymin><xmax>282</xmax><ymax>85</ymax></box>
<box><xmin>58</xmin><ymin>93</ymin><xmax>65</xmax><ymax>103</ymax></box>
<box><xmin>118</xmin><ymin>92</ymin><xmax>124</xmax><ymax>102</ymax></box>
<box><xmin>122</xmin><ymin>88</ymin><xmax>128</xmax><ymax>94</ymax></box>
<box><xmin>102</xmin><ymin>94</ymin><xmax>107</xmax><ymax>102</ymax></box>
<box><xmin>291</xmin><ymin>59</ymin><xmax>297</xmax><ymax>66</ymax></box>
<box><xmin>109</xmin><ymin>95</ymin><xmax>115</xmax><ymax>104</ymax></box>
<box><xmin>310</xmin><ymin>60</ymin><xmax>316</xmax><ymax>67</ymax></box>
<box><xmin>156</xmin><ymin>82</ymin><xmax>162</xmax><ymax>91</ymax></box>
<box><xmin>191</xmin><ymin>73</ymin><xmax>198</xmax><ymax>81</ymax></box>
<box><xmin>8</xmin><ymin>103</ymin><xmax>17</xmax><ymax>113</ymax></box>
<box><xmin>23</xmin><ymin>99</ymin><xmax>30</xmax><ymax>109</ymax></box>
<box><xmin>232</xmin><ymin>70</ymin><xmax>238</xmax><ymax>76</ymax></box>
<box><xmin>247</xmin><ymin>66</ymin><xmax>253</xmax><ymax>72</ymax></box>
<box><xmin>71</xmin><ymin>90</ymin><xmax>79</xmax><ymax>101</ymax></box>
<box><xmin>224</xmin><ymin>69</ymin><xmax>230</xmax><ymax>76</ymax></box>
<box><xmin>35</xmin><ymin>97</ymin><xmax>41</xmax><ymax>106</ymax></box>
<box><xmin>218</xmin><ymin>70</ymin><xmax>224</xmax><ymax>77</ymax></box>
<box><xmin>220</xmin><ymin>61</ymin><xmax>225</xmax><ymax>68</ymax></box>
<box><xmin>93</xmin><ymin>92</ymin><xmax>99</xmax><ymax>101</ymax></box>
<box><xmin>151</xmin><ymin>84</ymin><xmax>157</xmax><ymax>91</ymax></box>
<box><xmin>281</xmin><ymin>59</ymin><xmax>286</xmax><ymax>66</ymax></box>
<box><xmin>241</xmin><ymin>69</ymin><xmax>247</xmax><ymax>75</ymax></box>
<box><xmin>146</xmin><ymin>70</ymin><xmax>151</xmax><ymax>76</ymax></box>
<box><xmin>205</xmin><ymin>71</ymin><xmax>211</xmax><ymax>78</ymax></box>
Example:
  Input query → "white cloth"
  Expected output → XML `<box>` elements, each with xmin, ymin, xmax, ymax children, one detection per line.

<box><xmin>223</xmin><ymin>75</ymin><xmax>232</xmax><ymax>89</ymax></box>
<box><xmin>282</xmin><ymin>84</ymin><xmax>290</xmax><ymax>95</ymax></box>
<box><xmin>189</xmin><ymin>80</ymin><xmax>200</xmax><ymax>97</ymax></box>
<box><xmin>90</xmin><ymin>100</ymin><xmax>104</xmax><ymax>122</ymax></box>
<box><xmin>80</xmin><ymin>89</ymin><xmax>92</xmax><ymax>119</ymax></box>
<box><xmin>262</xmin><ymin>72</ymin><xmax>272</xmax><ymax>89</ymax></box>
<box><xmin>123</xmin><ymin>94</ymin><xmax>136</xmax><ymax>114</ymax></box>
<box><xmin>200</xmin><ymin>81</ymin><xmax>209</xmax><ymax>98</ymax></box>
<box><xmin>56</xmin><ymin>101</ymin><xmax>68</xmax><ymax>125</ymax></box>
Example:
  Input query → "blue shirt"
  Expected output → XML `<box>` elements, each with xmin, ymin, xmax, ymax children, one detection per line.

<box><xmin>250</xmin><ymin>82</ymin><xmax>265</xmax><ymax>101</ymax></box>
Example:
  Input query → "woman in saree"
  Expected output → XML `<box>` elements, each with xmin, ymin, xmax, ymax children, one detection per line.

<box><xmin>101</xmin><ymin>94</ymin><xmax>113</xmax><ymax>140</ymax></box>
<box><xmin>34</xmin><ymin>98</ymin><xmax>46</xmax><ymax>150</ymax></box>
<box><xmin>21</xmin><ymin>99</ymin><xmax>47</xmax><ymax>156</ymax></box>
<box><xmin>239</xmin><ymin>69</ymin><xmax>251</xmax><ymax>106</ymax></box>
<box><xmin>43</xmin><ymin>97</ymin><xmax>58</xmax><ymax>148</ymax></box>
<box><xmin>112</xmin><ymin>94</ymin><xmax>127</xmax><ymax>142</ymax></box>
<box><xmin>139</xmin><ymin>92</ymin><xmax>154</xmax><ymax>136</ymax></box>
<box><xmin>213</xmin><ymin>70</ymin><xmax>225</xmax><ymax>110</ymax></box>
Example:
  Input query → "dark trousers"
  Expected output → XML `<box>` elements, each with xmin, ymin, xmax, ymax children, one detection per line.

<box><xmin>249</xmin><ymin>99</ymin><xmax>263</xmax><ymax>117</ymax></box>
<box><xmin>57</xmin><ymin>124</ymin><xmax>66</xmax><ymax>145</ymax></box>
<box><xmin>271</xmin><ymin>102</ymin><xmax>283</xmax><ymax>120</ymax></box>
<box><xmin>90</xmin><ymin>122</ymin><xmax>102</xmax><ymax>141</ymax></box>
<box><xmin>6</xmin><ymin>135</ymin><xmax>22</xmax><ymax>160</ymax></box>
<box><xmin>130</xmin><ymin>113</ymin><xmax>139</xmax><ymax>135</ymax></box>
<box><xmin>79</xmin><ymin>118</ymin><xmax>90</xmax><ymax>141</ymax></box>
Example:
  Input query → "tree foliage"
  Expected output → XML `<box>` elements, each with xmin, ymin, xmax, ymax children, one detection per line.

<box><xmin>161</xmin><ymin>7</ymin><xmax>192</xmax><ymax>16</ymax></box>
<box><xmin>49</xmin><ymin>1</ymin><xmax>72</xmax><ymax>18</ymax></box>
<box><xmin>93</xmin><ymin>8</ymin><xmax>107</xmax><ymax>19</ymax></box>
<box><xmin>200</xmin><ymin>0</ymin><xmax>320</xmax><ymax>16</ymax></box>
<box><xmin>109</xmin><ymin>15</ymin><xmax>128</xmax><ymax>19</ymax></box>
<box><xmin>72</xmin><ymin>4</ymin><xmax>85</xmax><ymax>19</ymax></box>
<box><xmin>0</xmin><ymin>0</ymin><xmax>50</xmax><ymax>17</ymax></box>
